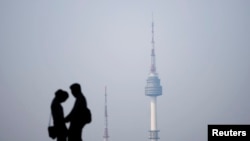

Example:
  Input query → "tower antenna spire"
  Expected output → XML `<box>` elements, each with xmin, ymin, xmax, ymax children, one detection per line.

<box><xmin>150</xmin><ymin>12</ymin><xmax>156</xmax><ymax>74</ymax></box>
<box><xmin>152</xmin><ymin>12</ymin><xmax>155</xmax><ymax>49</ymax></box>
<box><xmin>103</xmin><ymin>86</ymin><xmax>109</xmax><ymax>141</ymax></box>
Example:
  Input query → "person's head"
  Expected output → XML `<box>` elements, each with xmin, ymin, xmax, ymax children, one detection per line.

<box><xmin>70</xmin><ymin>83</ymin><xmax>82</xmax><ymax>98</ymax></box>
<box><xmin>55</xmin><ymin>89</ymin><xmax>68</xmax><ymax>102</ymax></box>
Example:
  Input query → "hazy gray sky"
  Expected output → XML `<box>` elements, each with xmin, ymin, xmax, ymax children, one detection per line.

<box><xmin>0</xmin><ymin>0</ymin><xmax>250</xmax><ymax>141</ymax></box>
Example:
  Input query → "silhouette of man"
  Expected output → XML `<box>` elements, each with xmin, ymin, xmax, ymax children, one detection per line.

<box><xmin>51</xmin><ymin>89</ymin><xmax>69</xmax><ymax>141</ymax></box>
<box><xmin>65</xmin><ymin>83</ymin><xmax>91</xmax><ymax>141</ymax></box>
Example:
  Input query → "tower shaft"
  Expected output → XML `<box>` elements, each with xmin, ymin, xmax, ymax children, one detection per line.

<box><xmin>150</xmin><ymin>97</ymin><xmax>157</xmax><ymax>130</ymax></box>
<box><xmin>149</xmin><ymin>97</ymin><xmax>159</xmax><ymax>141</ymax></box>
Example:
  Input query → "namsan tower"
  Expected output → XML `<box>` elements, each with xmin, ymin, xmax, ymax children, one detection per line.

<box><xmin>145</xmin><ymin>14</ymin><xmax>162</xmax><ymax>141</ymax></box>
<box><xmin>103</xmin><ymin>86</ymin><xmax>109</xmax><ymax>141</ymax></box>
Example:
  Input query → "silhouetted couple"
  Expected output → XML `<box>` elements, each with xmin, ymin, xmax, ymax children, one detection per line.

<box><xmin>50</xmin><ymin>83</ymin><xmax>92</xmax><ymax>141</ymax></box>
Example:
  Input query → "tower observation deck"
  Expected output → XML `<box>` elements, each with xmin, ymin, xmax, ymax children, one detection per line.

<box><xmin>145</xmin><ymin>15</ymin><xmax>162</xmax><ymax>141</ymax></box>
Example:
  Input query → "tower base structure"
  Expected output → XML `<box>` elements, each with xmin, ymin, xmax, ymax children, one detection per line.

<box><xmin>149</xmin><ymin>130</ymin><xmax>160</xmax><ymax>140</ymax></box>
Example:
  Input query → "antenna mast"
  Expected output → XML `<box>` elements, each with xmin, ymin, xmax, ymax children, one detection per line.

<box><xmin>103</xmin><ymin>86</ymin><xmax>109</xmax><ymax>141</ymax></box>
<box><xmin>150</xmin><ymin>13</ymin><xmax>156</xmax><ymax>74</ymax></box>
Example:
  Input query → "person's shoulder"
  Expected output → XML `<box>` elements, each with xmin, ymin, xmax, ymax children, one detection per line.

<box><xmin>51</xmin><ymin>101</ymin><xmax>60</xmax><ymax>108</ymax></box>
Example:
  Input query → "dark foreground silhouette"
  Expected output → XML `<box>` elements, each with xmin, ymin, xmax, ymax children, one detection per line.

<box><xmin>49</xmin><ymin>83</ymin><xmax>92</xmax><ymax>141</ymax></box>
<box><xmin>51</xmin><ymin>89</ymin><xmax>68</xmax><ymax>141</ymax></box>
<box><xmin>65</xmin><ymin>83</ymin><xmax>92</xmax><ymax>141</ymax></box>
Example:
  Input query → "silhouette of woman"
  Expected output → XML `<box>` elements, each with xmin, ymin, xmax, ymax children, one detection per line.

<box><xmin>51</xmin><ymin>89</ymin><xmax>69</xmax><ymax>141</ymax></box>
